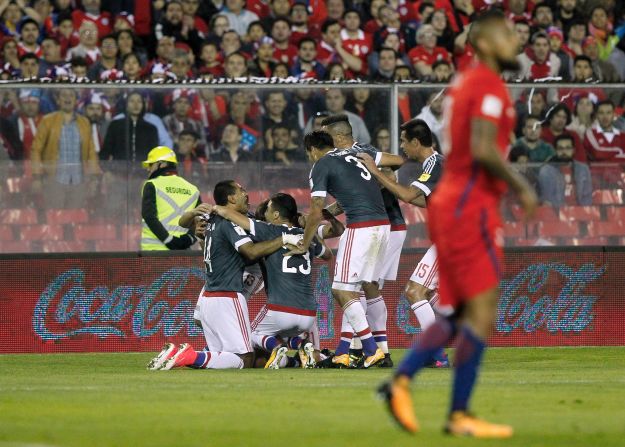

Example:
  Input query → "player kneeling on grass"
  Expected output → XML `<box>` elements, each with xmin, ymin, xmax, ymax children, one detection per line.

<box><xmin>147</xmin><ymin>180</ymin><xmax>303</xmax><ymax>370</ymax></box>
<box><xmin>213</xmin><ymin>192</ymin><xmax>342</xmax><ymax>369</ymax></box>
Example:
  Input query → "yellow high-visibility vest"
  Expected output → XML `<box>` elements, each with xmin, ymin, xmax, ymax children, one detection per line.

<box><xmin>141</xmin><ymin>174</ymin><xmax>200</xmax><ymax>250</ymax></box>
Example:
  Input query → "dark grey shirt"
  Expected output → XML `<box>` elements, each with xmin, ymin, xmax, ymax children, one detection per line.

<box><xmin>411</xmin><ymin>153</ymin><xmax>444</xmax><ymax>201</ymax></box>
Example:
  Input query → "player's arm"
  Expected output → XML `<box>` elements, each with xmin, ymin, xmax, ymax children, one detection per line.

<box><xmin>314</xmin><ymin>235</ymin><xmax>333</xmax><ymax>261</ymax></box>
<box><xmin>377</xmin><ymin>152</ymin><xmax>405</xmax><ymax>169</ymax></box>
<box><xmin>357</xmin><ymin>153</ymin><xmax>426</xmax><ymax>207</ymax></box>
<box><xmin>287</xmin><ymin>196</ymin><xmax>324</xmax><ymax>256</ymax></box>
<box><xmin>179</xmin><ymin>203</ymin><xmax>214</xmax><ymax>228</ymax></box>
<box><xmin>324</xmin><ymin>201</ymin><xmax>344</xmax><ymax>217</ymax></box>
<box><xmin>238</xmin><ymin>238</ymin><xmax>285</xmax><ymax>262</ymax></box>
<box><xmin>212</xmin><ymin>205</ymin><xmax>252</xmax><ymax>231</ymax></box>
<box><xmin>471</xmin><ymin>118</ymin><xmax>537</xmax><ymax>216</ymax></box>
<box><xmin>319</xmin><ymin>209</ymin><xmax>345</xmax><ymax>238</ymax></box>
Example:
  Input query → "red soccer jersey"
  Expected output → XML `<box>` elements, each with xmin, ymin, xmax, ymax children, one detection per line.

<box><xmin>273</xmin><ymin>44</ymin><xmax>298</xmax><ymax>66</ymax></box>
<box><xmin>408</xmin><ymin>45</ymin><xmax>451</xmax><ymax>67</ymax></box>
<box><xmin>435</xmin><ymin>63</ymin><xmax>516</xmax><ymax>210</ymax></box>
<box><xmin>339</xmin><ymin>29</ymin><xmax>372</xmax><ymax>73</ymax></box>
<box><xmin>71</xmin><ymin>10</ymin><xmax>112</xmax><ymax>39</ymax></box>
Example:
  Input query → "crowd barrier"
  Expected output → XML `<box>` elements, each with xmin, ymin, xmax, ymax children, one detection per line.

<box><xmin>1</xmin><ymin>247</ymin><xmax>622</xmax><ymax>354</ymax></box>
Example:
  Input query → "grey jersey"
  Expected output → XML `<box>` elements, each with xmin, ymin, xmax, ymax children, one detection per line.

<box><xmin>203</xmin><ymin>215</ymin><xmax>252</xmax><ymax>292</ymax></box>
<box><xmin>411</xmin><ymin>153</ymin><xmax>444</xmax><ymax>202</ymax></box>
<box><xmin>351</xmin><ymin>142</ymin><xmax>406</xmax><ymax>228</ymax></box>
<box><xmin>309</xmin><ymin>148</ymin><xmax>388</xmax><ymax>225</ymax></box>
<box><xmin>249</xmin><ymin>220</ymin><xmax>324</xmax><ymax>312</ymax></box>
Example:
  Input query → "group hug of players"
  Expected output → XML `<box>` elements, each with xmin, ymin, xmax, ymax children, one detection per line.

<box><xmin>146</xmin><ymin>113</ymin><xmax>446</xmax><ymax>371</ymax></box>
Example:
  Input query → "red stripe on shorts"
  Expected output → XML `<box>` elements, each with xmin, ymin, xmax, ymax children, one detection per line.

<box><xmin>233</xmin><ymin>297</ymin><xmax>251</xmax><ymax>352</ymax></box>
<box><xmin>202</xmin><ymin>291</ymin><xmax>238</xmax><ymax>298</ymax></box>
<box><xmin>346</xmin><ymin>219</ymin><xmax>390</xmax><ymax>229</ymax></box>
<box><xmin>424</xmin><ymin>258</ymin><xmax>439</xmax><ymax>289</ymax></box>
<box><xmin>267</xmin><ymin>304</ymin><xmax>316</xmax><ymax>317</ymax></box>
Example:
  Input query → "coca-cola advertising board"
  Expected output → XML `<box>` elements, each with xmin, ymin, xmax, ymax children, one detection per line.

<box><xmin>0</xmin><ymin>249</ymin><xmax>622</xmax><ymax>354</ymax></box>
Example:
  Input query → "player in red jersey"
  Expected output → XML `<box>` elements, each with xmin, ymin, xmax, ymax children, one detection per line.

<box><xmin>378</xmin><ymin>10</ymin><xmax>537</xmax><ymax>438</ymax></box>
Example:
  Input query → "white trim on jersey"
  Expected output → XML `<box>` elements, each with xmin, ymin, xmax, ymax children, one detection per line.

<box><xmin>311</xmin><ymin>191</ymin><xmax>327</xmax><ymax>197</ymax></box>
<box><xmin>248</xmin><ymin>218</ymin><xmax>256</xmax><ymax>236</ymax></box>
<box><xmin>234</xmin><ymin>237</ymin><xmax>252</xmax><ymax>251</ymax></box>
<box><xmin>411</xmin><ymin>181</ymin><xmax>431</xmax><ymax>196</ymax></box>
<box><xmin>374</xmin><ymin>151</ymin><xmax>382</xmax><ymax>165</ymax></box>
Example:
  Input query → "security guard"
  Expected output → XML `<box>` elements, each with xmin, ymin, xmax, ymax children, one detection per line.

<box><xmin>141</xmin><ymin>146</ymin><xmax>201</xmax><ymax>250</ymax></box>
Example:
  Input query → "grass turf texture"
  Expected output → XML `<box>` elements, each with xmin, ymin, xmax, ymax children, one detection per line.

<box><xmin>1</xmin><ymin>348</ymin><xmax>624</xmax><ymax>447</ymax></box>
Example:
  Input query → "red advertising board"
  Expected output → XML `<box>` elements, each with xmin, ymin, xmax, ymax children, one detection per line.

<box><xmin>0</xmin><ymin>249</ymin><xmax>622</xmax><ymax>354</ymax></box>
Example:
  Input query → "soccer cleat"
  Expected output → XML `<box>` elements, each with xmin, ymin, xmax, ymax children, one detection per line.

<box><xmin>348</xmin><ymin>352</ymin><xmax>364</xmax><ymax>369</ymax></box>
<box><xmin>147</xmin><ymin>342</ymin><xmax>177</xmax><ymax>370</ymax></box>
<box><xmin>265</xmin><ymin>346</ymin><xmax>288</xmax><ymax>369</ymax></box>
<box><xmin>362</xmin><ymin>348</ymin><xmax>385</xmax><ymax>368</ymax></box>
<box><xmin>445</xmin><ymin>411</ymin><xmax>513</xmax><ymax>438</ymax></box>
<box><xmin>377</xmin><ymin>353</ymin><xmax>394</xmax><ymax>368</ymax></box>
<box><xmin>160</xmin><ymin>343</ymin><xmax>196</xmax><ymax>370</ymax></box>
<box><xmin>426</xmin><ymin>351</ymin><xmax>450</xmax><ymax>368</ymax></box>
<box><xmin>377</xmin><ymin>377</ymin><xmax>419</xmax><ymax>433</ymax></box>
<box><xmin>298</xmin><ymin>341</ymin><xmax>316</xmax><ymax>369</ymax></box>
<box><xmin>331</xmin><ymin>353</ymin><xmax>351</xmax><ymax>368</ymax></box>
<box><xmin>315</xmin><ymin>355</ymin><xmax>338</xmax><ymax>368</ymax></box>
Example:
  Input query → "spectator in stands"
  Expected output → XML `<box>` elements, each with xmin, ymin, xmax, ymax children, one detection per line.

<box><xmin>506</xmin><ymin>0</ymin><xmax>531</xmax><ymax>22</ymax></box>
<box><xmin>326</xmin><ymin>0</ymin><xmax>344</xmax><ymax>21</ymax></box>
<box><xmin>163</xmin><ymin>89</ymin><xmax>206</xmax><ymax>152</ymax></box>
<box><xmin>514</xmin><ymin>20</ymin><xmax>531</xmax><ymax>53</ymax></box>
<box><xmin>262</xmin><ymin>91</ymin><xmax>299</xmax><ymax>150</ymax></box>
<box><xmin>221</xmin><ymin>29</ymin><xmax>243</xmax><ymax>57</ymax></box>
<box><xmin>291</xmin><ymin>37</ymin><xmax>325</xmax><ymax>79</ymax></box>
<box><xmin>113</xmin><ymin>11</ymin><xmax>134</xmax><ymax>33</ymax></box>
<box><xmin>547</xmin><ymin>27</ymin><xmax>571</xmax><ymax>79</ymax></box>
<box><xmin>176</xmin><ymin>129</ymin><xmax>208</xmax><ymax>172</ymax></box>
<box><xmin>532</xmin><ymin>4</ymin><xmax>555</xmax><ymax>32</ymax></box>
<box><xmin>87</xmin><ymin>34</ymin><xmax>119</xmax><ymax>80</ymax></box>
<box><xmin>31</xmin><ymin>89</ymin><xmax>100</xmax><ymax>201</ymax></box>
<box><xmin>567</xmin><ymin>94</ymin><xmax>595</xmax><ymax>140</ymax></box>
<box><xmin>425</xmin><ymin>8</ymin><xmax>455</xmax><ymax>53</ymax></box>
<box><xmin>609</xmin><ymin>35</ymin><xmax>625</xmax><ymax>81</ymax></box>
<box><xmin>325</xmin><ymin>62</ymin><xmax>346</xmax><ymax>80</ymax></box>
<box><xmin>224</xmin><ymin>51</ymin><xmax>248</xmax><ymax>78</ymax></box>
<box><xmin>13</xmin><ymin>89</ymin><xmax>42</xmax><ymax>160</ymax></box>
<box><xmin>69</xmin><ymin>56</ymin><xmax>88</xmax><ymax>79</ymax></box>
<box><xmin>121</xmin><ymin>52</ymin><xmax>142</xmax><ymax>81</ymax></box>
<box><xmin>71</xmin><ymin>0</ymin><xmax>111</xmax><ymax>39</ymax></box>
<box><xmin>247</xmin><ymin>37</ymin><xmax>275</xmax><ymax>77</ymax></box>
<box><xmin>517</xmin><ymin>32</ymin><xmax>561</xmax><ymax>80</ymax></box>
<box><xmin>369</xmin><ymin>47</ymin><xmax>397</xmax><ymax>82</ymax></box>
<box><xmin>539</xmin><ymin>134</ymin><xmax>592</xmax><ymax>206</ymax></box>
<box><xmin>17</xmin><ymin>18</ymin><xmax>41</xmax><ymax>57</ymax></box>
<box><xmin>555</xmin><ymin>0</ymin><xmax>578</xmax><ymax>32</ymax></box>
<box><xmin>56</xmin><ymin>13</ymin><xmax>79</xmax><ymax>58</ymax></box>
<box><xmin>261</xmin><ymin>0</ymin><xmax>291</xmax><ymax>30</ymax></box>
<box><xmin>510</xmin><ymin>115</ymin><xmax>556</xmax><ymax>163</ymax></box>
<box><xmin>215</xmin><ymin>92</ymin><xmax>261</xmax><ymax>150</ymax></box>
<box><xmin>17</xmin><ymin>52</ymin><xmax>39</xmax><ymax>79</ymax></box>
<box><xmin>416</xmin><ymin>89</ymin><xmax>445</xmax><ymax>148</ymax></box>
<box><xmin>244</xmin><ymin>21</ymin><xmax>266</xmax><ymax>48</ymax></box>
<box><xmin>206</xmin><ymin>14</ymin><xmax>230</xmax><ymax>45</ymax></box>
<box><xmin>368</xmin><ymin>32</ymin><xmax>409</xmax><ymax>75</ymax></box>
<box><xmin>267</xmin><ymin>123</ymin><xmax>307</xmax><ymax>165</ymax></box>
<box><xmin>584</xmin><ymin>100</ymin><xmax>625</xmax><ymax>162</ymax></box>
<box><xmin>565</xmin><ymin>17</ymin><xmax>587</xmax><ymax>57</ymax></box>
<box><xmin>170</xmin><ymin>50</ymin><xmax>193</xmax><ymax>81</ymax></box>
<box><xmin>290</xmin><ymin>0</ymin><xmax>317</xmax><ymax>46</ymax></box>
<box><xmin>222</xmin><ymin>0</ymin><xmax>259</xmax><ymax>36</ymax></box>
<box><xmin>317</xmin><ymin>19</ymin><xmax>363</xmax><ymax>75</ymax></box>
<box><xmin>409</xmin><ymin>24</ymin><xmax>451</xmax><ymax>78</ymax></box>
<box><xmin>372</xmin><ymin>126</ymin><xmax>391</xmax><ymax>152</ymax></box>
<box><xmin>1</xmin><ymin>37</ymin><xmax>19</xmax><ymax>72</ymax></box>
<box><xmin>39</xmin><ymin>37</ymin><xmax>64</xmax><ymax>77</ymax></box>
<box><xmin>347</xmin><ymin>87</ymin><xmax>383</xmax><ymax>135</ymax></box>
<box><xmin>66</xmin><ymin>21</ymin><xmax>100</xmax><ymax>65</ymax></box>
<box><xmin>364</xmin><ymin>0</ymin><xmax>388</xmax><ymax>34</ymax></box>
<box><xmin>374</xmin><ymin>4</ymin><xmax>415</xmax><ymax>53</ymax></box>
<box><xmin>582</xmin><ymin>36</ymin><xmax>620</xmax><ymax>82</ymax></box>
<box><xmin>0</xmin><ymin>2</ymin><xmax>23</xmax><ymax>38</ymax></box>
<box><xmin>197</xmin><ymin>41</ymin><xmax>223</xmax><ymax>77</ymax></box>
<box><xmin>429</xmin><ymin>59</ymin><xmax>453</xmax><ymax>82</ymax></box>
<box><xmin>288</xmin><ymin>89</ymin><xmax>325</xmax><ymax>130</ymax></box>
<box><xmin>571</xmin><ymin>54</ymin><xmax>597</xmax><ymax>82</ymax></box>
<box><xmin>271</xmin><ymin>18</ymin><xmax>297</xmax><ymax>67</ymax></box>
<box><xmin>154</xmin><ymin>0</ymin><xmax>203</xmax><ymax>55</ymax></box>
<box><xmin>0</xmin><ymin>112</ymin><xmax>21</xmax><ymax>160</ymax></box>
<box><xmin>82</xmin><ymin>92</ymin><xmax>108</xmax><ymax>156</ymax></box>
<box><xmin>101</xmin><ymin>92</ymin><xmax>159</xmax><ymax>162</ymax></box>
<box><xmin>543</xmin><ymin>103</ymin><xmax>587</xmax><ymax>162</ymax></box>
<box><xmin>272</xmin><ymin>62</ymin><xmax>290</xmax><ymax>78</ymax></box>
<box><xmin>394</xmin><ymin>65</ymin><xmax>413</xmax><ymax>81</ymax></box>
<box><xmin>321</xmin><ymin>89</ymin><xmax>370</xmax><ymax>144</ymax></box>
<box><xmin>587</xmin><ymin>6</ymin><xmax>617</xmax><ymax>61</ymax></box>
<box><xmin>340</xmin><ymin>9</ymin><xmax>371</xmax><ymax>76</ymax></box>
<box><xmin>311</xmin><ymin>111</ymin><xmax>329</xmax><ymax>131</ymax></box>
<box><xmin>211</xmin><ymin>123</ymin><xmax>256</xmax><ymax>163</ymax></box>
<box><xmin>180</xmin><ymin>0</ymin><xmax>208</xmax><ymax>35</ymax></box>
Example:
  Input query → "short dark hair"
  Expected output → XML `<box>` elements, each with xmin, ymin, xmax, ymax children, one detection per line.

<box><xmin>179</xmin><ymin>129</ymin><xmax>199</xmax><ymax>140</ymax></box>
<box><xmin>379</xmin><ymin>46</ymin><xmax>397</xmax><ymax>58</ymax></box>
<box><xmin>532</xmin><ymin>3</ymin><xmax>553</xmax><ymax>17</ymax></box>
<box><xmin>101</xmin><ymin>34</ymin><xmax>117</xmax><ymax>43</ymax></box>
<box><xmin>298</xmin><ymin>37</ymin><xmax>316</xmax><ymax>49</ymax></box>
<box><xmin>271</xmin><ymin>17</ymin><xmax>291</xmax><ymax>29</ymax></box>
<box><xmin>545</xmin><ymin>103</ymin><xmax>572</xmax><ymax>126</ymax></box>
<box><xmin>213</xmin><ymin>180</ymin><xmax>238</xmax><ymax>206</ymax></box>
<box><xmin>343</xmin><ymin>8</ymin><xmax>360</xmax><ymax>20</ymax></box>
<box><xmin>70</xmin><ymin>56</ymin><xmax>88</xmax><ymax>68</ymax></box>
<box><xmin>554</xmin><ymin>134</ymin><xmax>574</xmax><ymax>148</ymax></box>
<box><xmin>304</xmin><ymin>131</ymin><xmax>334</xmax><ymax>151</ymax></box>
<box><xmin>247</xmin><ymin>20</ymin><xmax>265</xmax><ymax>32</ymax></box>
<box><xmin>574</xmin><ymin>55</ymin><xmax>592</xmax><ymax>66</ymax></box>
<box><xmin>226</xmin><ymin>51</ymin><xmax>246</xmax><ymax>62</ymax></box>
<box><xmin>596</xmin><ymin>99</ymin><xmax>615</xmax><ymax>110</ymax></box>
<box><xmin>321</xmin><ymin>18</ymin><xmax>339</xmax><ymax>34</ymax></box>
<box><xmin>255</xmin><ymin>199</ymin><xmax>270</xmax><ymax>221</ymax></box>
<box><xmin>431</xmin><ymin>59</ymin><xmax>450</xmax><ymax>70</ymax></box>
<box><xmin>271</xmin><ymin>123</ymin><xmax>290</xmax><ymax>133</ymax></box>
<box><xmin>19</xmin><ymin>17</ymin><xmax>40</xmax><ymax>32</ymax></box>
<box><xmin>269</xmin><ymin>192</ymin><xmax>298</xmax><ymax>224</ymax></box>
<box><xmin>400</xmin><ymin>119</ymin><xmax>433</xmax><ymax>147</ymax></box>
<box><xmin>531</xmin><ymin>31</ymin><xmax>549</xmax><ymax>45</ymax></box>
<box><xmin>122</xmin><ymin>52</ymin><xmax>140</xmax><ymax>64</ymax></box>
<box><xmin>468</xmin><ymin>9</ymin><xmax>507</xmax><ymax>48</ymax></box>
<box><xmin>321</xmin><ymin>114</ymin><xmax>353</xmax><ymax>136</ymax></box>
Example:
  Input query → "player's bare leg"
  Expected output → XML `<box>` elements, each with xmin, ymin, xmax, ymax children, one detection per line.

<box><xmin>332</xmin><ymin>288</ymin><xmax>384</xmax><ymax>368</ymax></box>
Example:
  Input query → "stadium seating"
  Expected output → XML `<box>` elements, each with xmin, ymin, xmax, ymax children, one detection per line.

<box><xmin>74</xmin><ymin>224</ymin><xmax>118</xmax><ymax>241</ymax></box>
<box><xmin>45</xmin><ymin>209</ymin><xmax>89</xmax><ymax>225</ymax></box>
<box><xmin>20</xmin><ymin>225</ymin><xmax>64</xmax><ymax>241</ymax></box>
<box><xmin>0</xmin><ymin>209</ymin><xmax>38</xmax><ymax>225</ymax></box>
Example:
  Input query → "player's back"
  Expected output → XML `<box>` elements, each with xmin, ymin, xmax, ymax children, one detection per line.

<box><xmin>310</xmin><ymin>149</ymin><xmax>388</xmax><ymax>226</ymax></box>
<box><xmin>250</xmin><ymin>222</ymin><xmax>319</xmax><ymax>312</ymax></box>
<box><xmin>203</xmin><ymin>215</ymin><xmax>247</xmax><ymax>292</ymax></box>
<box><xmin>436</xmin><ymin>63</ymin><xmax>515</xmax><ymax>211</ymax></box>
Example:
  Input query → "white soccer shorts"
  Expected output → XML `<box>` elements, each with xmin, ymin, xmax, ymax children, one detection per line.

<box><xmin>197</xmin><ymin>291</ymin><xmax>253</xmax><ymax>354</ymax></box>
<box><xmin>251</xmin><ymin>304</ymin><xmax>316</xmax><ymax>344</ymax></box>
<box><xmin>377</xmin><ymin>229</ymin><xmax>407</xmax><ymax>284</ymax></box>
<box><xmin>409</xmin><ymin>244</ymin><xmax>439</xmax><ymax>291</ymax></box>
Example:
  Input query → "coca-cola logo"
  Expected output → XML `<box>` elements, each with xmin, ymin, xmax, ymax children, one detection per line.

<box><xmin>33</xmin><ymin>268</ymin><xmax>206</xmax><ymax>341</ymax></box>
<box><xmin>397</xmin><ymin>263</ymin><xmax>605</xmax><ymax>335</ymax></box>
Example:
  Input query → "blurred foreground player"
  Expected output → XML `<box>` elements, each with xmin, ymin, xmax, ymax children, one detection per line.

<box><xmin>378</xmin><ymin>11</ymin><xmax>537</xmax><ymax>437</ymax></box>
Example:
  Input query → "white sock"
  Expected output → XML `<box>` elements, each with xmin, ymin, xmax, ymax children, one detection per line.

<box><xmin>366</xmin><ymin>296</ymin><xmax>388</xmax><ymax>354</ymax></box>
<box><xmin>205</xmin><ymin>352</ymin><xmax>244</xmax><ymax>369</ymax></box>
<box><xmin>309</xmin><ymin>320</ymin><xmax>321</xmax><ymax>350</ymax></box>
<box><xmin>349</xmin><ymin>291</ymin><xmax>368</xmax><ymax>350</ymax></box>
<box><xmin>343</xmin><ymin>300</ymin><xmax>373</xmax><ymax>341</ymax></box>
<box><xmin>350</xmin><ymin>337</ymin><xmax>363</xmax><ymax>350</ymax></box>
<box><xmin>278</xmin><ymin>354</ymin><xmax>289</xmax><ymax>368</ymax></box>
<box><xmin>411</xmin><ymin>299</ymin><xmax>436</xmax><ymax>330</ymax></box>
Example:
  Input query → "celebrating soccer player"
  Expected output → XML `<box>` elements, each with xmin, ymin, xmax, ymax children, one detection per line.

<box><xmin>378</xmin><ymin>11</ymin><xmax>537</xmax><ymax>438</ymax></box>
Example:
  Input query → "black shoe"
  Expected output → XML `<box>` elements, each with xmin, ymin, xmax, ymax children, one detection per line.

<box><xmin>315</xmin><ymin>355</ymin><xmax>339</xmax><ymax>368</ymax></box>
<box><xmin>378</xmin><ymin>353</ymin><xmax>394</xmax><ymax>368</ymax></box>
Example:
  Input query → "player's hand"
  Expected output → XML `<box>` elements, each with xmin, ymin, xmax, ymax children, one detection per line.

<box><xmin>297</xmin><ymin>213</ymin><xmax>307</xmax><ymax>227</ymax></box>
<box><xmin>282</xmin><ymin>232</ymin><xmax>303</xmax><ymax>247</ymax></box>
<box><xmin>194</xmin><ymin>218</ymin><xmax>208</xmax><ymax>239</ymax></box>
<box><xmin>283</xmin><ymin>245</ymin><xmax>307</xmax><ymax>256</ymax></box>
<box><xmin>519</xmin><ymin>187</ymin><xmax>538</xmax><ymax>220</ymax></box>
<box><xmin>356</xmin><ymin>153</ymin><xmax>377</xmax><ymax>173</ymax></box>
<box><xmin>194</xmin><ymin>203</ymin><xmax>214</xmax><ymax>216</ymax></box>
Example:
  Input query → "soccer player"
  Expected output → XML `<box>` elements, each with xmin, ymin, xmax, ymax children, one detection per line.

<box><xmin>378</xmin><ymin>11</ymin><xmax>537</xmax><ymax>437</ymax></box>
<box><xmin>147</xmin><ymin>180</ymin><xmax>303</xmax><ymax>370</ymax></box>
<box><xmin>357</xmin><ymin>118</ymin><xmax>449</xmax><ymax>368</ymax></box>
<box><xmin>290</xmin><ymin>130</ymin><xmax>390</xmax><ymax>369</ymax></box>
<box><xmin>320</xmin><ymin>114</ymin><xmax>405</xmax><ymax>367</ymax></box>
<box><xmin>209</xmin><ymin>192</ymin><xmax>342</xmax><ymax>369</ymax></box>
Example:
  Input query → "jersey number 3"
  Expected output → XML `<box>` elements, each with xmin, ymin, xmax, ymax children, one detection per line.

<box><xmin>345</xmin><ymin>155</ymin><xmax>372</xmax><ymax>180</ymax></box>
<box><xmin>282</xmin><ymin>252</ymin><xmax>311</xmax><ymax>274</ymax></box>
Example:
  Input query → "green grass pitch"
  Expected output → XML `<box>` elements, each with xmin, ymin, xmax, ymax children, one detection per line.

<box><xmin>1</xmin><ymin>347</ymin><xmax>624</xmax><ymax>447</ymax></box>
